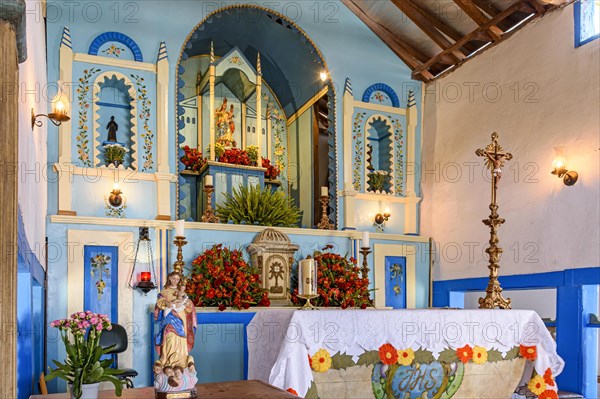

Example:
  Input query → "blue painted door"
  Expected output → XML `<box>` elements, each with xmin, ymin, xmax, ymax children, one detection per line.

<box><xmin>385</xmin><ymin>256</ymin><xmax>406</xmax><ymax>309</ymax></box>
<box><xmin>84</xmin><ymin>246</ymin><xmax>119</xmax><ymax>322</ymax></box>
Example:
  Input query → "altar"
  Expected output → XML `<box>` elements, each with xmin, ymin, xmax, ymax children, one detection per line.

<box><xmin>247</xmin><ymin>309</ymin><xmax>564</xmax><ymax>399</ymax></box>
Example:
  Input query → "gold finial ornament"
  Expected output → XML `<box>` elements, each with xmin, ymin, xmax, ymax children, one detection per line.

<box><xmin>475</xmin><ymin>132</ymin><xmax>512</xmax><ymax>309</ymax></box>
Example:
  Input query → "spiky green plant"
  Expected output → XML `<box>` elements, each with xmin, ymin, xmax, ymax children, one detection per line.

<box><xmin>216</xmin><ymin>185</ymin><xmax>301</xmax><ymax>227</ymax></box>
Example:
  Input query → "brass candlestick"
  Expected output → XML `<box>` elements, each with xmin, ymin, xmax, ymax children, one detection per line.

<box><xmin>201</xmin><ymin>185</ymin><xmax>220</xmax><ymax>223</ymax></box>
<box><xmin>359</xmin><ymin>247</ymin><xmax>372</xmax><ymax>279</ymax></box>
<box><xmin>173</xmin><ymin>236</ymin><xmax>187</xmax><ymax>274</ymax></box>
<box><xmin>298</xmin><ymin>294</ymin><xmax>318</xmax><ymax>310</ymax></box>
<box><xmin>317</xmin><ymin>195</ymin><xmax>334</xmax><ymax>230</ymax></box>
<box><xmin>476</xmin><ymin>132</ymin><xmax>512</xmax><ymax>309</ymax></box>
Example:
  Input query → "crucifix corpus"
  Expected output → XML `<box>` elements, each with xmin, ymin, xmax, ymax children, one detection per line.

<box><xmin>475</xmin><ymin>132</ymin><xmax>513</xmax><ymax>309</ymax></box>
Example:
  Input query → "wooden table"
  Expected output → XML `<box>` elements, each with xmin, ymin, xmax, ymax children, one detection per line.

<box><xmin>30</xmin><ymin>380</ymin><xmax>298</xmax><ymax>399</ymax></box>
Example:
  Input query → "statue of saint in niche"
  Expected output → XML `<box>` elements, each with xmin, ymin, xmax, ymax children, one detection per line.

<box><xmin>106</xmin><ymin>116</ymin><xmax>118</xmax><ymax>142</ymax></box>
<box><xmin>216</xmin><ymin>98</ymin><xmax>236</xmax><ymax>148</ymax></box>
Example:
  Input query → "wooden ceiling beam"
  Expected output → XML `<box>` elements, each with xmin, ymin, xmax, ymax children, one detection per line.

<box><xmin>525</xmin><ymin>0</ymin><xmax>547</xmax><ymax>14</ymax></box>
<box><xmin>409</xmin><ymin>0</ymin><xmax>478</xmax><ymax>53</ymax></box>
<box><xmin>412</xmin><ymin>1</ymin><xmax>524</xmax><ymax>79</ymax></box>
<box><xmin>341</xmin><ymin>0</ymin><xmax>434</xmax><ymax>81</ymax></box>
<box><xmin>453</xmin><ymin>0</ymin><xmax>504</xmax><ymax>41</ymax></box>
<box><xmin>470</xmin><ymin>0</ymin><xmax>523</xmax><ymax>30</ymax></box>
<box><xmin>391</xmin><ymin>0</ymin><xmax>466</xmax><ymax>61</ymax></box>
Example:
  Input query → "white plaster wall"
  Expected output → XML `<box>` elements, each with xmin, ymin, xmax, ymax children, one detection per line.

<box><xmin>18</xmin><ymin>0</ymin><xmax>48</xmax><ymax>264</ymax></box>
<box><xmin>422</xmin><ymin>4</ymin><xmax>600</xmax><ymax>281</ymax></box>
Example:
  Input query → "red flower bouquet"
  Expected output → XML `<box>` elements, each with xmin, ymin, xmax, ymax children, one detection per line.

<box><xmin>186</xmin><ymin>244</ymin><xmax>269</xmax><ymax>310</ymax></box>
<box><xmin>262</xmin><ymin>157</ymin><xmax>280</xmax><ymax>180</ymax></box>
<box><xmin>291</xmin><ymin>246</ymin><xmax>372</xmax><ymax>309</ymax></box>
<box><xmin>180</xmin><ymin>145</ymin><xmax>206</xmax><ymax>172</ymax></box>
<box><xmin>218</xmin><ymin>148</ymin><xmax>252</xmax><ymax>166</ymax></box>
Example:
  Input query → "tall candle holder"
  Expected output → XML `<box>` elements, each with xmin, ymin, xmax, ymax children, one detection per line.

<box><xmin>201</xmin><ymin>184</ymin><xmax>220</xmax><ymax>223</ymax></box>
<box><xmin>317</xmin><ymin>196</ymin><xmax>334</xmax><ymax>230</ymax></box>
<box><xmin>359</xmin><ymin>247</ymin><xmax>372</xmax><ymax>280</ymax></box>
<box><xmin>173</xmin><ymin>236</ymin><xmax>188</xmax><ymax>274</ymax></box>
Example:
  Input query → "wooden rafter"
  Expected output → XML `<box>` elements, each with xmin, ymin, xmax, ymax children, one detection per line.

<box><xmin>412</xmin><ymin>1</ymin><xmax>527</xmax><ymax>79</ymax></box>
<box><xmin>525</xmin><ymin>0</ymin><xmax>547</xmax><ymax>14</ymax></box>
<box><xmin>341</xmin><ymin>0</ymin><xmax>435</xmax><ymax>80</ymax></box>
<box><xmin>409</xmin><ymin>0</ymin><xmax>478</xmax><ymax>52</ymax></box>
<box><xmin>453</xmin><ymin>0</ymin><xmax>504</xmax><ymax>41</ymax></box>
<box><xmin>471</xmin><ymin>0</ymin><xmax>525</xmax><ymax>30</ymax></box>
<box><xmin>391</xmin><ymin>0</ymin><xmax>466</xmax><ymax>62</ymax></box>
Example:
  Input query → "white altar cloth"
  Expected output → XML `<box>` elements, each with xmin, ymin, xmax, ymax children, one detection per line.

<box><xmin>247</xmin><ymin>309</ymin><xmax>563</xmax><ymax>398</ymax></box>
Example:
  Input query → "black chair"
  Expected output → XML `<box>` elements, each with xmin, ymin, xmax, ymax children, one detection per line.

<box><xmin>99</xmin><ymin>323</ymin><xmax>138</xmax><ymax>388</ymax></box>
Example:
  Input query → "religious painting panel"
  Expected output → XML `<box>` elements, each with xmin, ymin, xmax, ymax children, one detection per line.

<box><xmin>83</xmin><ymin>245</ymin><xmax>119</xmax><ymax>322</ymax></box>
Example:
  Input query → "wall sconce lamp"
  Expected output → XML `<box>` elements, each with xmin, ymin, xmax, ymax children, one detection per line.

<box><xmin>128</xmin><ymin>227</ymin><xmax>158</xmax><ymax>294</ymax></box>
<box><xmin>108</xmin><ymin>183</ymin><xmax>124</xmax><ymax>207</ymax></box>
<box><xmin>31</xmin><ymin>82</ymin><xmax>70</xmax><ymax>129</ymax></box>
<box><xmin>373</xmin><ymin>206</ymin><xmax>391</xmax><ymax>231</ymax></box>
<box><xmin>551</xmin><ymin>146</ymin><xmax>578</xmax><ymax>186</ymax></box>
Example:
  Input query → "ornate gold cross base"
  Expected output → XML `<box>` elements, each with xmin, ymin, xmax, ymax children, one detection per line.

<box><xmin>476</xmin><ymin>132</ymin><xmax>512</xmax><ymax>309</ymax></box>
<box><xmin>317</xmin><ymin>195</ymin><xmax>334</xmax><ymax>230</ymax></box>
<box><xmin>201</xmin><ymin>185</ymin><xmax>220</xmax><ymax>223</ymax></box>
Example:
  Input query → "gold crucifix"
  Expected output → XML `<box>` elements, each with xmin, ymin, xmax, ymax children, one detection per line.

<box><xmin>475</xmin><ymin>132</ymin><xmax>512</xmax><ymax>309</ymax></box>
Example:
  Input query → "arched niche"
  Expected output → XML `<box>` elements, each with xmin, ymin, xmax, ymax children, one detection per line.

<box><xmin>175</xmin><ymin>5</ymin><xmax>337</xmax><ymax>227</ymax></box>
<box><xmin>364</xmin><ymin>114</ymin><xmax>394</xmax><ymax>195</ymax></box>
<box><xmin>92</xmin><ymin>72</ymin><xmax>138</xmax><ymax>170</ymax></box>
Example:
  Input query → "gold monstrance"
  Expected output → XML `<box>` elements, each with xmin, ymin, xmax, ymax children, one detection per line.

<box><xmin>476</xmin><ymin>132</ymin><xmax>512</xmax><ymax>309</ymax></box>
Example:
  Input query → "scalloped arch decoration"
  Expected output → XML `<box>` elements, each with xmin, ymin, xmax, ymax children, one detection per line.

<box><xmin>88</xmin><ymin>32</ymin><xmax>143</xmax><ymax>62</ymax></box>
<box><xmin>362</xmin><ymin>83</ymin><xmax>400</xmax><ymax>108</ymax></box>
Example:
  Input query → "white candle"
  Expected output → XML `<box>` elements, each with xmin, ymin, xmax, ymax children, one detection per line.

<box><xmin>175</xmin><ymin>219</ymin><xmax>185</xmax><ymax>237</ymax></box>
<box><xmin>362</xmin><ymin>231</ymin><xmax>370</xmax><ymax>248</ymax></box>
<box><xmin>321</xmin><ymin>186</ymin><xmax>328</xmax><ymax>197</ymax></box>
<box><xmin>205</xmin><ymin>175</ymin><xmax>213</xmax><ymax>187</ymax></box>
<box><xmin>299</xmin><ymin>259</ymin><xmax>316</xmax><ymax>295</ymax></box>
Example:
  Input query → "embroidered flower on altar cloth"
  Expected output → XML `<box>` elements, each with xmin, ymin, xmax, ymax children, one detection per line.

<box><xmin>396</xmin><ymin>348</ymin><xmax>414</xmax><ymax>366</ymax></box>
<box><xmin>456</xmin><ymin>344</ymin><xmax>473</xmax><ymax>363</ymax></box>
<box><xmin>520</xmin><ymin>344</ymin><xmax>538</xmax><ymax>361</ymax></box>
<box><xmin>286</xmin><ymin>388</ymin><xmax>298</xmax><ymax>396</ymax></box>
<box><xmin>527</xmin><ymin>375</ymin><xmax>547</xmax><ymax>395</ymax></box>
<box><xmin>472</xmin><ymin>346</ymin><xmax>488</xmax><ymax>364</ymax></box>
<box><xmin>538</xmin><ymin>390</ymin><xmax>559</xmax><ymax>399</ymax></box>
<box><xmin>543</xmin><ymin>368</ymin><xmax>555</xmax><ymax>386</ymax></box>
<box><xmin>311</xmin><ymin>349</ymin><xmax>332</xmax><ymax>372</ymax></box>
<box><xmin>378</xmin><ymin>343</ymin><xmax>398</xmax><ymax>365</ymax></box>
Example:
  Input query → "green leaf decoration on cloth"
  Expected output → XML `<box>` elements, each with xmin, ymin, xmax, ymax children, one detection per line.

<box><xmin>305</xmin><ymin>381</ymin><xmax>319</xmax><ymax>399</ymax></box>
<box><xmin>414</xmin><ymin>348</ymin><xmax>435</xmax><ymax>364</ymax></box>
<box><xmin>505</xmin><ymin>346</ymin><xmax>520</xmax><ymax>360</ymax></box>
<box><xmin>438</xmin><ymin>348</ymin><xmax>459</xmax><ymax>363</ymax></box>
<box><xmin>357</xmin><ymin>350</ymin><xmax>380</xmax><ymax>366</ymax></box>
<box><xmin>331</xmin><ymin>352</ymin><xmax>355</xmax><ymax>370</ymax></box>
<box><xmin>487</xmin><ymin>349</ymin><xmax>504</xmax><ymax>363</ymax></box>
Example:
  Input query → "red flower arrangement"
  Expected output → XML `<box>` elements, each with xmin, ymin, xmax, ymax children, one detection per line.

<box><xmin>186</xmin><ymin>244</ymin><xmax>270</xmax><ymax>310</ymax></box>
<box><xmin>218</xmin><ymin>148</ymin><xmax>252</xmax><ymax>166</ymax></box>
<box><xmin>180</xmin><ymin>146</ymin><xmax>206</xmax><ymax>172</ymax></box>
<box><xmin>290</xmin><ymin>246</ymin><xmax>372</xmax><ymax>309</ymax></box>
<box><xmin>262</xmin><ymin>157</ymin><xmax>281</xmax><ymax>180</ymax></box>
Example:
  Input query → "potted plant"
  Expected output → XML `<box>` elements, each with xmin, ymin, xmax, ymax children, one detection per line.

<box><xmin>367</xmin><ymin>170</ymin><xmax>390</xmax><ymax>193</ymax></box>
<box><xmin>46</xmin><ymin>311</ymin><xmax>125</xmax><ymax>399</ymax></box>
<box><xmin>104</xmin><ymin>144</ymin><xmax>127</xmax><ymax>168</ymax></box>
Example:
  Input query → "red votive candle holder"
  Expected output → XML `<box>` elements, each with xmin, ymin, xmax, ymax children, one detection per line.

<box><xmin>140</xmin><ymin>272</ymin><xmax>151</xmax><ymax>282</ymax></box>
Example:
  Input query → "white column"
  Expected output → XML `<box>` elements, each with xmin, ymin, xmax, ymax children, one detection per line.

<box><xmin>255</xmin><ymin>53</ymin><xmax>262</xmax><ymax>157</ymax></box>
<box><xmin>209</xmin><ymin>42</ymin><xmax>216</xmax><ymax>160</ymax></box>
<box><xmin>404</xmin><ymin>90</ymin><xmax>418</xmax><ymax>234</ymax></box>
<box><xmin>342</xmin><ymin>78</ymin><xmax>356</xmax><ymax>229</ymax></box>
<box><xmin>266</xmin><ymin>108</ymin><xmax>272</xmax><ymax>160</ymax></box>
<box><xmin>56</xmin><ymin>27</ymin><xmax>76</xmax><ymax>215</ymax></box>
<box><xmin>241</xmin><ymin>102</ymin><xmax>247</xmax><ymax>149</ymax></box>
<box><xmin>197</xmin><ymin>94</ymin><xmax>202</xmax><ymax>151</ymax></box>
<box><xmin>155</xmin><ymin>41</ymin><xmax>171</xmax><ymax>220</ymax></box>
